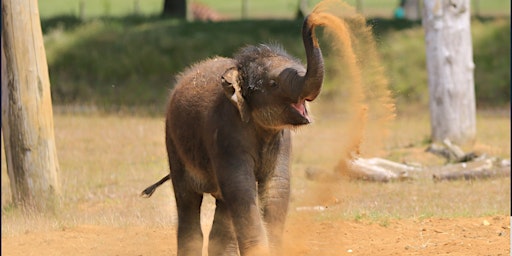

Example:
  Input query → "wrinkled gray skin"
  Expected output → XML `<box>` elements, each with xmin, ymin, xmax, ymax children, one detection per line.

<box><xmin>164</xmin><ymin>16</ymin><xmax>323</xmax><ymax>256</ymax></box>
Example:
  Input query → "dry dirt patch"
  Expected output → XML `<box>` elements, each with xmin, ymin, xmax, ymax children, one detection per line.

<box><xmin>2</xmin><ymin>215</ymin><xmax>509</xmax><ymax>256</ymax></box>
<box><xmin>2</xmin><ymin>110</ymin><xmax>510</xmax><ymax>255</ymax></box>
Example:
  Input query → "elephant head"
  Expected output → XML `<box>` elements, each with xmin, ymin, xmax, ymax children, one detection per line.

<box><xmin>222</xmin><ymin>16</ymin><xmax>324</xmax><ymax>129</ymax></box>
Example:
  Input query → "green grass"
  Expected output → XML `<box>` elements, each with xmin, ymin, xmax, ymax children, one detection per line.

<box><xmin>42</xmin><ymin>15</ymin><xmax>510</xmax><ymax>112</ymax></box>
<box><xmin>39</xmin><ymin>0</ymin><xmax>163</xmax><ymax>18</ymax></box>
<box><xmin>44</xmin><ymin>18</ymin><xmax>309</xmax><ymax>110</ymax></box>
<box><xmin>472</xmin><ymin>18</ymin><xmax>511</xmax><ymax>106</ymax></box>
<box><xmin>39</xmin><ymin>0</ymin><xmax>511</xmax><ymax>19</ymax></box>
<box><xmin>37</xmin><ymin>1</ymin><xmax>512</xmax><ymax>114</ymax></box>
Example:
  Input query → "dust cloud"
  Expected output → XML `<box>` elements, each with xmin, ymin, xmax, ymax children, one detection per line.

<box><xmin>283</xmin><ymin>0</ymin><xmax>396</xmax><ymax>254</ymax></box>
<box><xmin>309</xmin><ymin>0</ymin><xmax>395</xmax><ymax>170</ymax></box>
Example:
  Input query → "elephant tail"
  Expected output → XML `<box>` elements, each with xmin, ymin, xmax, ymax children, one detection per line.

<box><xmin>140</xmin><ymin>174</ymin><xmax>171</xmax><ymax>198</ymax></box>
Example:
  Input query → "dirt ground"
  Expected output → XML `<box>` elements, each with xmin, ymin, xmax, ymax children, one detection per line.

<box><xmin>2</xmin><ymin>111</ymin><xmax>510</xmax><ymax>256</ymax></box>
<box><xmin>2</xmin><ymin>214</ymin><xmax>509</xmax><ymax>256</ymax></box>
<box><xmin>2</xmin><ymin>108</ymin><xmax>510</xmax><ymax>256</ymax></box>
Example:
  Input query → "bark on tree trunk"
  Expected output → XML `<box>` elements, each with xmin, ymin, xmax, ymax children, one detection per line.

<box><xmin>295</xmin><ymin>0</ymin><xmax>307</xmax><ymax>20</ymax></box>
<box><xmin>422</xmin><ymin>0</ymin><xmax>476</xmax><ymax>146</ymax></box>
<box><xmin>1</xmin><ymin>0</ymin><xmax>61</xmax><ymax>211</ymax></box>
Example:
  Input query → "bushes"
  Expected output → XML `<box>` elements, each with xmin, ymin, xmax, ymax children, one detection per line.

<box><xmin>42</xmin><ymin>16</ymin><xmax>510</xmax><ymax>111</ymax></box>
<box><xmin>472</xmin><ymin>18</ymin><xmax>511</xmax><ymax>107</ymax></box>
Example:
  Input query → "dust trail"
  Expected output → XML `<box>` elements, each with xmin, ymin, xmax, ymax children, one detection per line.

<box><xmin>284</xmin><ymin>0</ymin><xmax>396</xmax><ymax>253</ymax></box>
<box><xmin>307</xmin><ymin>11</ymin><xmax>368</xmax><ymax>168</ymax></box>
<box><xmin>309</xmin><ymin>0</ymin><xmax>396</xmax><ymax>174</ymax></box>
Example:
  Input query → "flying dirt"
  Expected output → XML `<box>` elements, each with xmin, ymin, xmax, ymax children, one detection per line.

<box><xmin>306</xmin><ymin>0</ymin><xmax>396</xmax><ymax>173</ymax></box>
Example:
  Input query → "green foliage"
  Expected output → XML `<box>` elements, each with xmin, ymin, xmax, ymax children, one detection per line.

<box><xmin>44</xmin><ymin>17</ymin><xmax>306</xmax><ymax>109</ymax></box>
<box><xmin>472</xmin><ymin>18</ymin><xmax>511</xmax><ymax>107</ymax></box>
<box><xmin>377</xmin><ymin>21</ymin><xmax>428</xmax><ymax>105</ymax></box>
<box><xmin>39</xmin><ymin>0</ymin><xmax>511</xmax><ymax>19</ymax></box>
<box><xmin>39</xmin><ymin>0</ymin><xmax>162</xmax><ymax>18</ymax></box>
<box><xmin>42</xmin><ymin>15</ymin><xmax>510</xmax><ymax>111</ymax></box>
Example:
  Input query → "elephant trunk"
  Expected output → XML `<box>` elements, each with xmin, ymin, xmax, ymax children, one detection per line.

<box><xmin>300</xmin><ymin>15</ymin><xmax>324</xmax><ymax>101</ymax></box>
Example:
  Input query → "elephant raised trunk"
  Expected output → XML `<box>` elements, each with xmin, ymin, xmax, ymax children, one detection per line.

<box><xmin>276</xmin><ymin>15</ymin><xmax>324</xmax><ymax>105</ymax></box>
<box><xmin>301</xmin><ymin>15</ymin><xmax>324</xmax><ymax>101</ymax></box>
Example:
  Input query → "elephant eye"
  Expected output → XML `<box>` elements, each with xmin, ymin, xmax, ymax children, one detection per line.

<box><xmin>269</xmin><ymin>80</ymin><xmax>278</xmax><ymax>87</ymax></box>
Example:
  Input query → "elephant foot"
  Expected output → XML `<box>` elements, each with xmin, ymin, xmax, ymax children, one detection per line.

<box><xmin>244</xmin><ymin>245</ymin><xmax>270</xmax><ymax>256</ymax></box>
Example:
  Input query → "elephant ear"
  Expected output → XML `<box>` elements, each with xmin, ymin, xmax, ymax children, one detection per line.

<box><xmin>221</xmin><ymin>67</ymin><xmax>250</xmax><ymax>123</ymax></box>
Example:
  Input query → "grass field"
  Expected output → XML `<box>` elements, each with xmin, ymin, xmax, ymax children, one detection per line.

<box><xmin>41</xmin><ymin>14</ymin><xmax>510</xmax><ymax>111</ymax></box>
<box><xmin>39</xmin><ymin>0</ymin><xmax>511</xmax><ymax>19</ymax></box>
<box><xmin>37</xmin><ymin>1</ymin><xmax>510</xmax><ymax>113</ymax></box>
<box><xmin>1</xmin><ymin>100</ymin><xmax>510</xmax><ymax>236</ymax></box>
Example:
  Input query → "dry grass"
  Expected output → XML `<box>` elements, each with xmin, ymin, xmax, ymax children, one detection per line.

<box><xmin>1</xmin><ymin>102</ymin><xmax>510</xmax><ymax>236</ymax></box>
<box><xmin>289</xmin><ymin>101</ymin><xmax>510</xmax><ymax>223</ymax></box>
<box><xmin>1</xmin><ymin>114</ymin><xmax>176</xmax><ymax>235</ymax></box>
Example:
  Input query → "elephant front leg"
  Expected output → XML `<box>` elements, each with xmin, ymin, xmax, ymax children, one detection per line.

<box><xmin>208</xmin><ymin>199</ymin><xmax>238</xmax><ymax>256</ymax></box>
<box><xmin>259</xmin><ymin>132</ymin><xmax>291</xmax><ymax>254</ymax></box>
<box><xmin>259</xmin><ymin>171</ymin><xmax>290</xmax><ymax>254</ymax></box>
<box><xmin>216</xmin><ymin>160</ymin><xmax>270</xmax><ymax>256</ymax></box>
<box><xmin>228</xmin><ymin>201</ymin><xmax>270</xmax><ymax>256</ymax></box>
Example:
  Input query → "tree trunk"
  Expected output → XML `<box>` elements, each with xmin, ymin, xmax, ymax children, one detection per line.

<box><xmin>162</xmin><ymin>0</ymin><xmax>188</xmax><ymax>19</ymax></box>
<box><xmin>355</xmin><ymin>0</ymin><xmax>363</xmax><ymax>13</ymax></box>
<box><xmin>295</xmin><ymin>0</ymin><xmax>308</xmax><ymax>20</ymax></box>
<box><xmin>1</xmin><ymin>0</ymin><xmax>61</xmax><ymax>211</ymax></box>
<box><xmin>422</xmin><ymin>0</ymin><xmax>476</xmax><ymax>146</ymax></box>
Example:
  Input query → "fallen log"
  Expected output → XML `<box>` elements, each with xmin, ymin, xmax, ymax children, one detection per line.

<box><xmin>342</xmin><ymin>157</ymin><xmax>420</xmax><ymax>182</ymax></box>
<box><xmin>306</xmin><ymin>156</ymin><xmax>510</xmax><ymax>183</ymax></box>
<box><xmin>432</xmin><ymin>157</ymin><xmax>511</xmax><ymax>181</ymax></box>
<box><xmin>426</xmin><ymin>139</ymin><xmax>478</xmax><ymax>163</ymax></box>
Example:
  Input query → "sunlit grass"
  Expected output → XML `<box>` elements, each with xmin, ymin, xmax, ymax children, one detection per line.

<box><xmin>38</xmin><ymin>0</ymin><xmax>511</xmax><ymax>19</ymax></box>
<box><xmin>290</xmin><ymin>100</ymin><xmax>510</xmax><ymax>222</ymax></box>
<box><xmin>1</xmin><ymin>114</ymin><xmax>176</xmax><ymax>236</ymax></box>
<box><xmin>1</xmin><ymin>103</ymin><xmax>510</xmax><ymax>236</ymax></box>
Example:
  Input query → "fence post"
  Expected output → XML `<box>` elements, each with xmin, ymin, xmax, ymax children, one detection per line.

<box><xmin>242</xmin><ymin>0</ymin><xmax>248</xmax><ymax>19</ymax></box>
<box><xmin>356</xmin><ymin>0</ymin><xmax>363</xmax><ymax>14</ymax></box>
<box><xmin>474</xmin><ymin>0</ymin><xmax>480</xmax><ymax>17</ymax></box>
<box><xmin>79</xmin><ymin>0</ymin><xmax>85</xmax><ymax>20</ymax></box>
<box><xmin>134</xmin><ymin>0</ymin><xmax>140</xmax><ymax>16</ymax></box>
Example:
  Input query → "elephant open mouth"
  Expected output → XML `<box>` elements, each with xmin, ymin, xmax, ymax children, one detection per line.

<box><xmin>291</xmin><ymin>100</ymin><xmax>311</xmax><ymax>123</ymax></box>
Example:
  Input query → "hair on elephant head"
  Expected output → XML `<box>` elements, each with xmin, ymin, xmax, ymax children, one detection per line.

<box><xmin>222</xmin><ymin>21</ymin><xmax>324</xmax><ymax>129</ymax></box>
<box><xmin>223</xmin><ymin>44</ymin><xmax>314</xmax><ymax>128</ymax></box>
<box><xmin>143</xmin><ymin>15</ymin><xmax>324</xmax><ymax>256</ymax></box>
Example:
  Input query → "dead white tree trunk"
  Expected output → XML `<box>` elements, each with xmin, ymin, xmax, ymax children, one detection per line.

<box><xmin>1</xmin><ymin>0</ymin><xmax>61</xmax><ymax>211</ymax></box>
<box><xmin>422</xmin><ymin>0</ymin><xmax>476</xmax><ymax>146</ymax></box>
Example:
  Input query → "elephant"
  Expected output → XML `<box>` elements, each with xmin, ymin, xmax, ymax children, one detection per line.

<box><xmin>142</xmin><ymin>15</ymin><xmax>324</xmax><ymax>256</ymax></box>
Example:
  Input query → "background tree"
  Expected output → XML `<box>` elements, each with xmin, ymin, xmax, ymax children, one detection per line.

<box><xmin>295</xmin><ymin>0</ymin><xmax>309</xmax><ymax>19</ymax></box>
<box><xmin>2</xmin><ymin>0</ymin><xmax>61</xmax><ymax>211</ymax></box>
<box><xmin>422</xmin><ymin>0</ymin><xmax>476</xmax><ymax>146</ymax></box>
<box><xmin>162</xmin><ymin>0</ymin><xmax>188</xmax><ymax>19</ymax></box>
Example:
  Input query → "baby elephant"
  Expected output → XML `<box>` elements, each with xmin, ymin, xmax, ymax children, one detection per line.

<box><xmin>143</xmin><ymin>15</ymin><xmax>324</xmax><ymax>256</ymax></box>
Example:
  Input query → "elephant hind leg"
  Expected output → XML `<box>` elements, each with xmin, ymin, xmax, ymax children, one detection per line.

<box><xmin>173</xmin><ymin>188</ymin><xmax>204</xmax><ymax>256</ymax></box>
<box><xmin>208</xmin><ymin>199</ymin><xmax>239</xmax><ymax>256</ymax></box>
<box><xmin>168</xmin><ymin>147</ymin><xmax>204</xmax><ymax>255</ymax></box>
